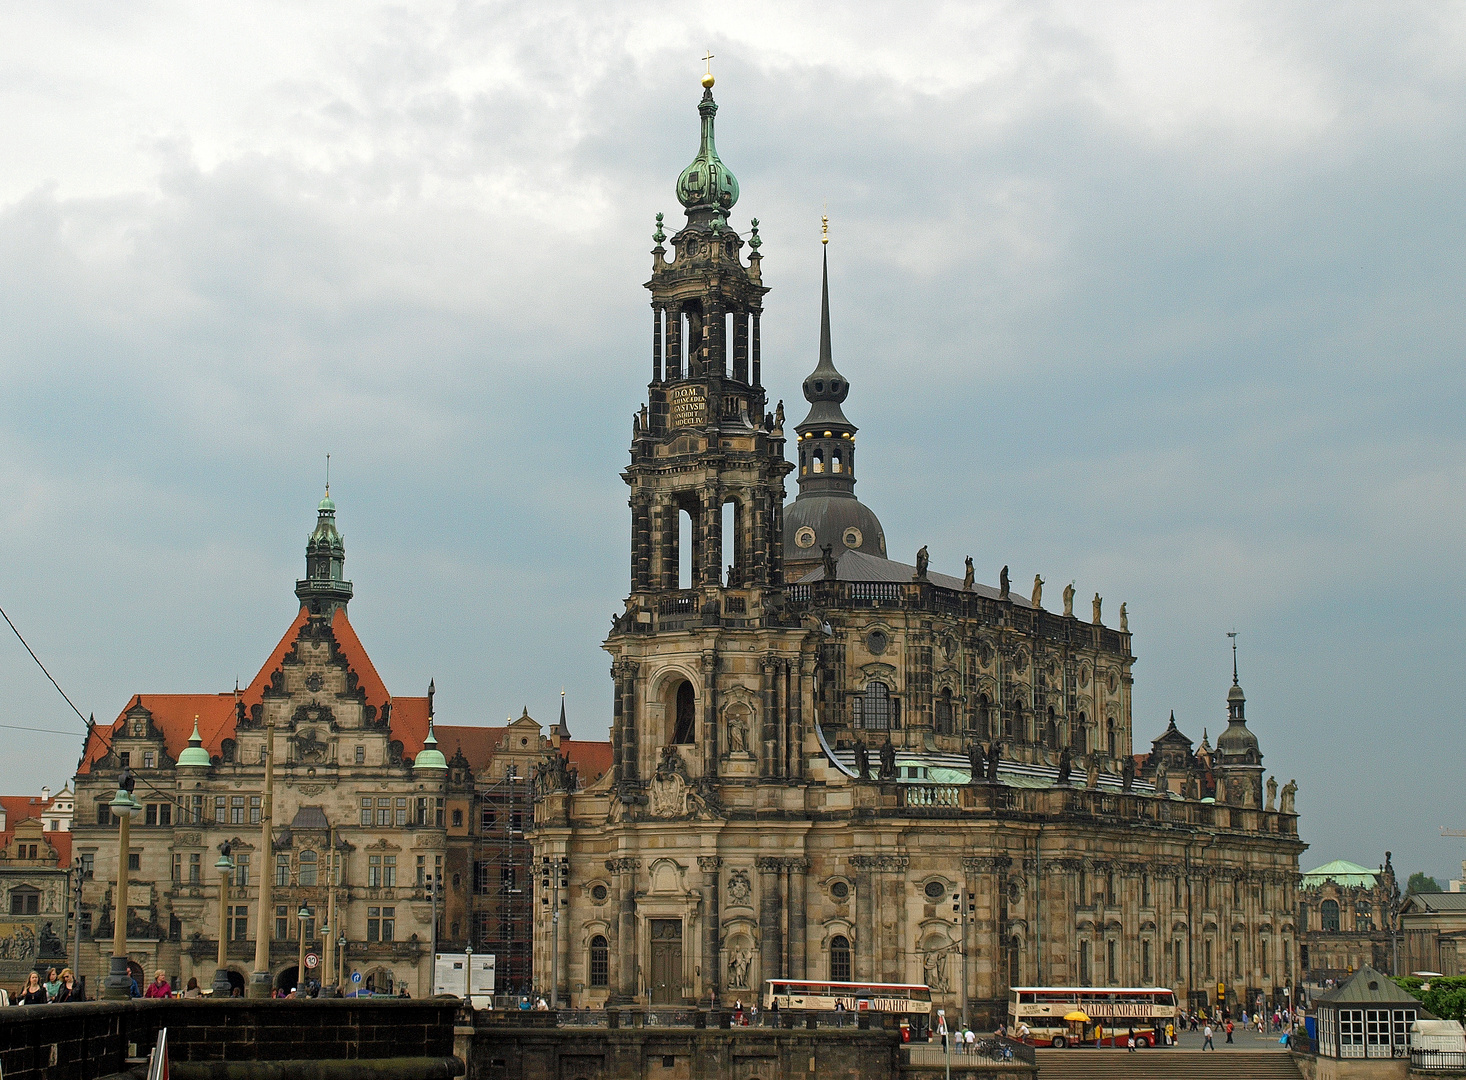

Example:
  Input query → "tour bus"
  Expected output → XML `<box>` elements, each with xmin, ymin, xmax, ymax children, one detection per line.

<box><xmin>1007</xmin><ymin>986</ymin><xmax>1178</xmax><ymax>1048</ymax></box>
<box><xmin>764</xmin><ymin>980</ymin><xmax>933</xmax><ymax>1015</ymax></box>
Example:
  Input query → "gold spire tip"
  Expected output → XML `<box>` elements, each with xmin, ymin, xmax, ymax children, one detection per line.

<box><xmin>702</xmin><ymin>50</ymin><xmax>715</xmax><ymax>88</ymax></box>
<box><xmin>821</xmin><ymin>214</ymin><xmax>829</xmax><ymax>245</ymax></box>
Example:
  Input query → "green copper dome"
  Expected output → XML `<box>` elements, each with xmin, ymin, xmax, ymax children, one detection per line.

<box><xmin>413</xmin><ymin>723</ymin><xmax>447</xmax><ymax>772</ymax></box>
<box><xmin>177</xmin><ymin>718</ymin><xmax>212</xmax><ymax>768</ymax></box>
<box><xmin>676</xmin><ymin>88</ymin><xmax>738</xmax><ymax>223</ymax></box>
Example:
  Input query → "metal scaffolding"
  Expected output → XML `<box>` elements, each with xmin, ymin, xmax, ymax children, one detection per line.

<box><xmin>472</xmin><ymin>767</ymin><xmax>533</xmax><ymax>995</ymax></box>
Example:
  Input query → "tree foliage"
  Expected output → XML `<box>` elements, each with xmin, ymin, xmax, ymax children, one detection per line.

<box><xmin>1395</xmin><ymin>976</ymin><xmax>1466</xmax><ymax>1023</ymax></box>
<box><xmin>1408</xmin><ymin>872</ymin><xmax>1444</xmax><ymax>894</ymax></box>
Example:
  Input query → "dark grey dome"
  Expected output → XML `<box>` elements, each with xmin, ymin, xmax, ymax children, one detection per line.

<box><xmin>784</xmin><ymin>494</ymin><xmax>887</xmax><ymax>561</ymax></box>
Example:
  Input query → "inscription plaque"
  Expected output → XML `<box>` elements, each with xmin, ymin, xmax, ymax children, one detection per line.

<box><xmin>668</xmin><ymin>384</ymin><xmax>707</xmax><ymax>429</ymax></box>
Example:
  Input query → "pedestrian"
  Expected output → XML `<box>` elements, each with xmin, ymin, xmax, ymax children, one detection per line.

<box><xmin>964</xmin><ymin>1026</ymin><xmax>975</xmax><ymax>1055</ymax></box>
<box><xmin>16</xmin><ymin>972</ymin><xmax>48</xmax><ymax>1005</ymax></box>
<box><xmin>1225</xmin><ymin>1019</ymin><xmax>1234</xmax><ymax>1043</ymax></box>
<box><xmin>54</xmin><ymin>969</ymin><xmax>82</xmax><ymax>1003</ymax></box>
<box><xmin>44</xmin><ymin>968</ymin><xmax>61</xmax><ymax>1002</ymax></box>
<box><xmin>183</xmin><ymin>977</ymin><xmax>203</xmax><ymax>999</ymax></box>
<box><xmin>1203</xmin><ymin>1023</ymin><xmax>1215</xmax><ymax>1050</ymax></box>
<box><xmin>144</xmin><ymin>970</ymin><xmax>172</xmax><ymax>999</ymax></box>
<box><xmin>1165</xmin><ymin>1021</ymin><xmax>1174</xmax><ymax>1046</ymax></box>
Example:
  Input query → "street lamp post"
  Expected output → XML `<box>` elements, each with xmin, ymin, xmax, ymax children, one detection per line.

<box><xmin>213</xmin><ymin>843</ymin><xmax>236</xmax><ymax>997</ymax></box>
<box><xmin>248</xmin><ymin>712</ymin><xmax>276</xmax><ymax>999</ymax></box>
<box><xmin>296</xmin><ymin>905</ymin><xmax>311</xmax><ymax>993</ymax></box>
<box><xmin>428</xmin><ymin>871</ymin><xmax>443</xmax><ymax>967</ymax></box>
<box><xmin>103</xmin><ymin>771</ymin><xmax>140</xmax><ymax>1000</ymax></box>
<box><xmin>338</xmin><ymin>934</ymin><xmax>347</xmax><ymax>993</ymax></box>
<box><xmin>322</xmin><ymin>826</ymin><xmax>338</xmax><ymax>997</ymax></box>
<box><xmin>70</xmin><ymin>863</ymin><xmax>85</xmax><ymax>992</ymax></box>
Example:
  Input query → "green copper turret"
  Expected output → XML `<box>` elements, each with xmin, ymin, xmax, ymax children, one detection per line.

<box><xmin>676</xmin><ymin>85</ymin><xmax>739</xmax><ymax>225</ymax></box>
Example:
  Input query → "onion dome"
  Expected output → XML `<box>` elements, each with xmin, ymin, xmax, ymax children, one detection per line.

<box><xmin>177</xmin><ymin>718</ymin><xmax>212</xmax><ymax>768</ymax></box>
<box><xmin>676</xmin><ymin>81</ymin><xmax>739</xmax><ymax>225</ymax></box>
<box><xmin>413</xmin><ymin>721</ymin><xmax>447</xmax><ymax>772</ymax></box>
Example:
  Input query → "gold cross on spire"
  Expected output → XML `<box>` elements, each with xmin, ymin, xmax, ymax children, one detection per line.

<box><xmin>702</xmin><ymin>50</ymin><xmax>715</xmax><ymax>88</ymax></box>
<box><xmin>822</xmin><ymin>211</ymin><xmax>829</xmax><ymax>245</ymax></box>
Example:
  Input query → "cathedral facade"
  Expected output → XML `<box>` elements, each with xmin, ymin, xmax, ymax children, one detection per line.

<box><xmin>532</xmin><ymin>77</ymin><xmax>1307</xmax><ymax>1024</ymax></box>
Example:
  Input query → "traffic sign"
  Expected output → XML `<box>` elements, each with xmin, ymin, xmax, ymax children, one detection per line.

<box><xmin>351</xmin><ymin>971</ymin><xmax>362</xmax><ymax>983</ymax></box>
<box><xmin>305</xmin><ymin>953</ymin><xmax>319</xmax><ymax>969</ymax></box>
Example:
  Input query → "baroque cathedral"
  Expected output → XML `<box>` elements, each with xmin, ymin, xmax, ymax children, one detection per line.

<box><xmin>531</xmin><ymin>74</ymin><xmax>1306</xmax><ymax>1024</ymax></box>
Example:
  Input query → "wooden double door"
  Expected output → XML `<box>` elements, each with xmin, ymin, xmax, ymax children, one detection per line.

<box><xmin>649</xmin><ymin>918</ymin><xmax>683</xmax><ymax>1004</ymax></box>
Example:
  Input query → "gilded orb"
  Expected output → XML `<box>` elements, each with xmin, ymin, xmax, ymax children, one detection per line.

<box><xmin>701</xmin><ymin>72</ymin><xmax>715</xmax><ymax>88</ymax></box>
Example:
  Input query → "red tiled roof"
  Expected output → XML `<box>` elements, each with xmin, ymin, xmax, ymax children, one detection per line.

<box><xmin>0</xmin><ymin>826</ymin><xmax>71</xmax><ymax>867</ymax></box>
<box><xmin>0</xmin><ymin>795</ymin><xmax>45</xmax><ymax>824</ymax></box>
<box><xmin>79</xmin><ymin>605</ymin><xmax>429</xmax><ymax>772</ymax></box>
<box><xmin>565</xmin><ymin>741</ymin><xmax>612</xmax><ymax>784</ymax></box>
<box><xmin>434</xmin><ymin>725</ymin><xmax>507</xmax><ymax>774</ymax></box>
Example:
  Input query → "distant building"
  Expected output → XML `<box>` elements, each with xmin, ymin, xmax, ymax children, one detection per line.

<box><xmin>1298</xmin><ymin>855</ymin><xmax>1399</xmax><ymax>981</ymax></box>
<box><xmin>1400</xmin><ymin>892</ymin><xmax>1466</xmax><ymax>977</ymax></box>
<box><xmin>40</xmin><ymin>785</ymin><xmax>75</xmax><ymax>832</ymax></box>
<box><xmin>0</xmin><ymin>792</ymin><xmax>73</xmax><ymax>987</ymax></box>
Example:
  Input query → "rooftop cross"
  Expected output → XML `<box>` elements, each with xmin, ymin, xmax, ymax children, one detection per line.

<box><xmin>702</xmin><ymin>50</ymin><xmax>715</xmax><ymax>88</ymax></box>
<box><xmin>1227</xmin><ymin>630</ymin><xmax>1239</xmax><ymax>685</ymax></box>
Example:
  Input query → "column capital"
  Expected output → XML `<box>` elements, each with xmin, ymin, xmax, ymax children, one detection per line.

<box><xmin>605</xmin><ymin>857</ymin><xmax>642</xmax><ymax>875</ymax></box>
<box><xmin>697</xmin><ymin>855</ymin><xmax>724</xmax><ymax>873</ymax></box>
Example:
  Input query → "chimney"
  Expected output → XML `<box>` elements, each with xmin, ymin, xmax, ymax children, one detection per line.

<box><xmin>41</xmin><ymin>787</ymin><xmax>51</xmax><ymax>803</ymax></box>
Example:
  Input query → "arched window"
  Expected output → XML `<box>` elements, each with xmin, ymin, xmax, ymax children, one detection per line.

<box><xmin>934</xmin><ymin>689</ymin><xmax>954</xmax><ymax>735</ymax></box>
<box><xmin>831</xmin><ymin>450</ymin><xmax>842</xmax><ymax>473</ymax></box>
<box><xmin>830</xmin><ymin>935</ymin><xmax>851</xmax><ymax>982</ymax></box>
<box><xmin>857</xmin><ymin>682</ymin><xmax>892</xmax><ymax>730</ymax></box>
<box><xmin>977</xmin><ymin>694</ymin><xmax>991</xmax><ymax>737</ymax></box>
<box><xmin>298</xmin><ymin>850</ymin><xmax>318</xmax><ymax>887</ymax></box>
<box><xmin>1106</xmin><ymin>718</ymin><xmax>1116</xmax><ymax>756</ymax></box>
<box><xmin>1045</xmin><ymin>706</ymin><xmax>1057</xmax><ymax>749</ymax></box>
<box><xmin>1320</xmin><ymin>899</ymin><xmax>1340</xmax><ymax>932</ymax></box>
<box><xmin>673</xmin><ymin>682</ymin><xmax>696</xmax><ymax>744</ymax></box>
<box><xmin>1079</xmin><ymin>940</ymin><xmax>1091</xmax><ymax>986</ymax></box>
<box><xmin>589</xmin><ymin>935</ymin><xmax>609</xmax><ymax>988</ymax></box>
<box><xmin>1008</xmin><ymin>936</ymin><xmax>1022</xmax><ymax>986</ymax></box>
<box><xmin>1075</xmin><ymin>712</ymin><xmax>1087</xmax><ymax>752</ymax></box>
<box><xmin>813</xmin><ymin>448</ymin><xmax>824</xmax><ymax>473</ymax></box>
<box><xmin>1005</xmin><ymin>703</ymin><xmax>1022</xmax><ymax>740</ymax></box>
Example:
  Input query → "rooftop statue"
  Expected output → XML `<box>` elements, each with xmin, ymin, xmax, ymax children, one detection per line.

<box><xmin>856</xmin><ymin>742</ymin><xmax>871</xmax><ymax>781</ymax></box>
<box><xmin>1032</xmin><ymin>574</ymin><xmax>1044</xmax><ymax>608</ymax></box>
<box><xmin>1281</xmin><ymin>778</ymin><xmax>1297</xmax><ymax>814</ymax></box>
<box><xmin>1266</xmin><ymin>775</ymin><xmax>1278</xmax><ymax>811</ymax></box>
<box><xmin>1063</xmin><ymin>581</ymin><xmax>1075</xmax><ymax>617</ymax></box>
<box><xmin>1119</xmin><ymin>602</ymin><xmax>1128</xmax><ymax>632</ymax></box>
<box><xmin>879</xmin><ymin>738</ymin><xmax>897</xmax><ymax>780</ymax></box>
<box><xmin>1056</xmin><ymin>746</ymin><xmax>1072</xmax><ymax>786</ymax></box>
<box><xmin>963</xmin><ymin>557</ymin><xmax>974</xmax><ymax>592</ymax></box>
<box><xmin>968</xmin><ymin>741</ymin><xmax>984</xmax><ymax>784</ymax></box>
<box><xmin>1092</xmin><ymin>593</ymin><xmax>1103</xmax><ymax>625</ymax></box>
<box><xmin>999</xmin><ymin>565</ymin><xmax>1010</xmax><ymax>600</ymax></box>
<box><xmin>986</xmin><ymin>739</ymin><xmax>1002</xmax><ymax>782</ymax></box>
<box><xmin>915</xmin><ymin>545</ymin><xmax>929</xmax><ymax>580</ymax></box>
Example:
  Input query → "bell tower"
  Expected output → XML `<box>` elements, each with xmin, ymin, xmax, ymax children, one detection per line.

<box><xmin>608</xmin><ymin>73</ymin><xmax>802</xmax><ymax>793</ymax></box>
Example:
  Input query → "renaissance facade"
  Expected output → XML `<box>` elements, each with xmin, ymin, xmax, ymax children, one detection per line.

<box><xmin>532</xmin><ymin>76</ymin><xmax>1307</xmax><ymax>1024</ymax></box>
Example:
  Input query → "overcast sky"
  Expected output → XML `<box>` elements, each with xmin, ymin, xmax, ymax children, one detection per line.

<box><xmin>1</xmin><ymin>2</ymin><xmax>1463</xmax><ymax>883</ymax></box>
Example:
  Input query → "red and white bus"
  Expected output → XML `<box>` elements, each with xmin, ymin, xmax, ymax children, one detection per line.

<box><xmin>1008</xmin><ymin>987</ymin><xmax>1178</xmax><ymax>1048</ymax></box>
<box><xmin>764</xmin><ymin>980</ymin><xmax>932</xmax><ymax>1015</ymax></box>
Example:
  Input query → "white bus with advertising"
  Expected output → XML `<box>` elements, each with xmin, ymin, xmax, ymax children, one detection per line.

<box><xmin>1008</xmin><ymin>986</ymin><xmax>1178</xmax><ymax>1048</ymax></box>
<box><xmin>763</xmin><ymin>979</ymin><xmax>932</xmax><ymax>1015</ymax></box>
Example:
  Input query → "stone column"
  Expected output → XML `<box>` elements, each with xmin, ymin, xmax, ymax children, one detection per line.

<box><xmin>667</xmin><ymin>305</ymin><xmax>682</xmax><ymax>380</ymax></box>
<box><xmin>885</xmin><ymin>856</ymin><xmax>911</xmax><ymax>984</ymax></box>
<box><xmin>652</xmin><ymin>305</ymin><xmax>663</xmax><ymax>383</ymax></box>
<box><xmin>702</xmin><ymin>651</ymin><xmax>718</xmax><ymax>779</ymax></box>
<box><xmin>751</xmin><ymin>313</ymin><xmax>761</xmax><ymax>387</ymax></box>
<box><xmin>698</xmin><ymin>856</ymin><xmax>722</xmax><ymax>1005</ymax></box>
<box><xmin>733</xmin><ymin>309</ymin><xmax>749</xmax><ymax>383</ymax></box>
<box><xmin>631</xmin><ymin>494</ymin><xmax>651</xmax><ymax>592</ymax></box>
<box><xmin>757</xmin><ymin>858</ymin><xmax>782</xmax><ymax>989</ymax></box>
<box><xmin>760</xmin><ymin>660</ymin><xmax>776</xmax><ymax>779</ymax></box>
<box><xmin>612</xmin><ymin>660</ymin><xmax>639</xmax><ymax>781</ymax></box>
<box><xmin>788</xmin><ymin>859</ymin><xmax>809</xmax><ymax>979</ymax></box>
<box><xmin>852</xmin><ymin>855</ymin><xmax>876</xmax><ymax>982</ymax></box>
<box><xmin>608</xmin><ymin>857</ymin><xmax>640</xmax><ymax>1004</ymax></box>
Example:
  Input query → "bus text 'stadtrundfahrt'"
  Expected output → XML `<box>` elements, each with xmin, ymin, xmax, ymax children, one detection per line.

<box><xmin>1007</xmin><ymin>987</ymin><xmax>1178</xmax><ymax>1048</ymax></box>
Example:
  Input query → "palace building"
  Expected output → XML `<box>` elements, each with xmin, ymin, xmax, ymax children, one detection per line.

<box><xmin>532</xmin><ymin>76</ymin><xmax>1307</xmax><ymax>1024</ymax></box>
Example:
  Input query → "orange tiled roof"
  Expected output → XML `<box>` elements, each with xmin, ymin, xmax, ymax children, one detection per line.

<box><xmin>564</xmin><ymin>741</ymin><xmax>612</xmax><ymax>784</ymax></box>
<box><xmin>0</xmin><ymin>795</ymin><xmax>45</xmax><ymax>824</ymax></box>
<box><xmin>434</xmin><ymin>725</ymin><xmax>507</xmax><ymax>775</ymax></box>
<box><xmin>0</xmin><ymin>825</ymin><xmax>71</xmax><ymax>867</ymax></box>
<box><xmin>79</xmin><ymin>606</ymin><xmax>431</xmax><ymax>773</ymax></box>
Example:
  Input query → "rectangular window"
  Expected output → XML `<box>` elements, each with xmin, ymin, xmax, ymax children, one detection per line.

<box><xmin>231</xmin><ymin>796</ymin><xmax>245</xmax><ymax>825</ymax></box>
<box><xmin>1142</xmin><ymin>874</ymin><xmax>1151</xmax><ymax>907</ymax></box>
<box><xmin>159</xmin><ymin>803</ymin><xmax>171</xmax><ymax>826</ymax></box>
<box><xmin>143</xmin><ymin>751</ymin><xmax>155</xmax><ymax>769</ymax></box>
<box><xmin>303</xmin><ymin>915</ymin><xmax>315</xmax><ymax>941</ymax></box>
<box><xmin>1205</xmin><ymin>939</ymin><xmax>1213</xmax><ymax>978</ymax></box>
<box><xmin>1234</xmin><ymin>939</ymin><xmax>1241</xmax><ymax>976</ymax></box>
<box><xmin>360</xmin><ymin>797</ymin><xmax>372</xmax><ymax>827</ymax></box>
<box><xmin>190</xmin><ymin>794</ymin><xmax>203</xmax><ymax>824</ymax></box>
<box><xmin>1261</xmin><ymin>939</ymin><xmax>1269</xmax><ymax>978</ymax></box>
<box><xmin>368</xmin><ymin>906</ymin><xmax>381</xmax><ymax>942</ymax></box>
<box><xmin>355</xmin><ymin>745</ymin><xmax>365</xmax><ymax>765</ymax></box>
<box><xmin>250</xmin><ymin>796</ymin><xmax>261</xmax><ymax>825</ymax></box>
<box><xmin>417</xmin><ymin>798</ymin><xmax>428</xmax><ymax>826</ymax></box>
<box><xmin>417</xmin><ymin>855</ymin><xmax>426</xmax><ymax>886</ymax></box>
<box><xmin>381</xmin><ymin>906</ymin><xmax>394</xmax><ymax>942</ymax></box>
<box><xmin>1142</xmin><ymin>940</ymin><xmax>1152</xmax><ymax>983</ymax></box>
<box><xmin>1079</xmin><ymin>941</ymin><xmax>1091</xmax><ymax>987</ymax></box>
<box><xmin>189</xmin><ymin>852</ymin><xmax>201</xmax><ymax>884</ymax></box>
<box><xmin>234</xmin><ymin>853</ymin><xmax>249</xmax><ymax>887</ymax></box>
<box><xmin>229</xmin><ymin>906</ymin><xmax>248</xmax><ymax>941</ymax></box>
<box><xmin>97</xmin><ymin>803</ymin><xmax>112</xmax><ymax>826</ymax></box>
<box><xmin>276</xmin><ymin>853</ymin><xmax>290</xmax><ymax>888</ymax></box>
<box><xmin>119</xmin><ymin>751</ymin><xmax>130</xmax><ymax>767</ymax></box>
<box><xmin>435</xmin><ymin>798</ymin><xmax>444</xmax><ymax>827</ymax></box>
<box><xmin>298</xmin><ymin>854</ymin><xmax>317</xmax><ymax>887</ymax></box>
<box><xmin>215</xmin><ymin>796</ymin><xmax>226</xmax><ymax>823</ymax></box>
<box><xmin>171</xmin><ymin>853</ymin><xmax>181</xmax><ymax>881</ymax></box>
<box><xmin>369</xmin><ymin>855</ymin><xmax>382</xmax><ymax>888</ymax></box>
<box><xmin>395</xmin><ymin>798</ymin><xmax>407</xmax><ymax>827</ymax></box>
<box><xmin>377</xmin><ymin>799</ymin><xmax>390</xmax><ymax>827</ymax></box>
<box><xmin>1106</xmin><ymin>939</ymin><xmax>1116</xmax><ymax>984</ymax></box>
<box><xmin>146</xmin><ymin>803</ymin><xmax>159</xmax><ymax>826</ymax></box>
<box><xmin>383</xmin><ymin>856</ymin><xmax>396</xmax><ymax>886</ymax></box>
<box><xmin>276</xmin><ymin>905</ymin><xmax>289</xmax><ymax>940</ymax></box>
<box><xmin>127</xmin><ymin>851</ymin><xmax>141</xmax><ymax>871</ymax></box>
<box><xmin>80</xmin><ymin>853</ymin><xmax>94</xmax><ymax>880</ymax></box>
<box><xmin>452</xmin><ymin>808</ymin><xmax>463</xmax><ymax>828</ymax></box>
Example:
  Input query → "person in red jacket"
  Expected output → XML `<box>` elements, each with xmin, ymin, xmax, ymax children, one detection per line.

<box><xmin>143</xmin><ymin>970</ymin><xmax>172</xmax><ymax>998</ymax></box>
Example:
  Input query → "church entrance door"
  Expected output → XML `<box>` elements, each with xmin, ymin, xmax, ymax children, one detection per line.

<box><xmin>649</xmin><ymin>919</ymin><xmax>683</xmax><ymax>1004</ymax></box>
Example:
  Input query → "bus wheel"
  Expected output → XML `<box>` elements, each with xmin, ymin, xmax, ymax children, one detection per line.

<box><xmin>1051</xmin><ymin>1036</ymin><xmax>1066</xmax><ymax>1049</ymax></box>
<box><xmin>1136</xmin><ymin>1036</ymin><xmax>1150</xmax><ymax>1048</ymax></box>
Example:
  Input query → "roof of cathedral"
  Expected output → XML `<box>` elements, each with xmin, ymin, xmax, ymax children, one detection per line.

<box><xmin>78</xmin><ymin>605</ymin><xmax>431</xmax><ymax>774</ymax></box>
<box><xmin>797</xmin><ymin>548</ymin><xmax>1035</xmax><ymax>607</ymax></box>
<box><xmin>1301</xmin><ymin>859</ymin><xmax>1379</xmax><ymax>888</ymax></box>
<box><xmin>431</xmin><ymin>723</ymin><xmax>612</xmax><ymax>785</ymax></box>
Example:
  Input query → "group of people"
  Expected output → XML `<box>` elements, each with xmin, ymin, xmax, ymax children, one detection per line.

<box><xmin>11</xmin><ymin>967</ymin><xmax>83</xmax><ymax>1004</ymax></box>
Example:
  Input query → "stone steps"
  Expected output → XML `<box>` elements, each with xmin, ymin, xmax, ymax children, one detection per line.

<box><xmin>1034</xmin><ymin>1048</ymin><xmax>1303</xmax><ymax>1079</ymax></box>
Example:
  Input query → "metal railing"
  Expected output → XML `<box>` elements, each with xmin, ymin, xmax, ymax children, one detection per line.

<box><xmin>1413</xmin><ymin>1048</ymin><xmax>1466</xmax><ymax>1070</ymax></box>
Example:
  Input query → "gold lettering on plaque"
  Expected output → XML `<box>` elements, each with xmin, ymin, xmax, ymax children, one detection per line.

<box><xmin>668</xmin><ymin>384</ymin><xmax>707</xmax><ymax>429</ymax></box>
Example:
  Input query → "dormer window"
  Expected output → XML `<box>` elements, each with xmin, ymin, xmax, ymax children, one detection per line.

<box><xmin>143</xmin><ymin>751</ymin><xmax>156</xmax><ymax>769</ymax></box>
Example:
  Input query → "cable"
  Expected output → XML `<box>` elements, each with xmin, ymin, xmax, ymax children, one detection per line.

<box><xmin>0</xmin><ymin>603</ymin><xmax>91</xmax><ymax>729</ymax></box>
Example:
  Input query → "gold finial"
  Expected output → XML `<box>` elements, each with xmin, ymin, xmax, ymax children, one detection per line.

<box><xmin>821</xmin><ymin>214</ymin><xmax>829</xmax><ymax>246</ymax></box>
<box><xmin>702</xmin><ymin>50</ymin><xmax>715</xmax><ymax>88</ymax></box>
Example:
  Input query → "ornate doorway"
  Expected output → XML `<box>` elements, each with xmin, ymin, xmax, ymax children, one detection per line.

<box><xmin>649</xmin><ymin>919</ymin><xmax>683</xmax><ymax>1004</ymax></box>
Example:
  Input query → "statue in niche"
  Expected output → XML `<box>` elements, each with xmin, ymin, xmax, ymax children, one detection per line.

<box><xmin>728</xmin><ymin>950</ymin><xmax>753</xmax><ymax>989</ymax></box>
<box><xmin>1266</xmin><ymin>775</ymin><xmax>1278</xmax><ymax>811</ymax></box>
<box><xmin>1092</xmin><ymin>593</ymin><xmax>1103</xmax><ymax>625</ymax></box>
<box><xmin>1056</xmin><ymin>746</ymin><xmax>1072</xmax><ymax>786</ymax></box>
<box><xmin>999</xmin><ymin>565</ymin><xmax>1010</xmax><ymax>600</ymax></box>
<box><xmin>915</xmin><ymin>546</ymin><xmax>929</xmax><ymax>580</ymax></box>
<box><xmin>1031</xmin><ymin>575</ymin><xmax>1044</xmax><ymax>608</ymax></box>
<box><xmin>1119</xmin><ymin>603</ymin><xmax>1129</xmax><ymax>632</ymax></box>
<box><xmin>726</xmin><ymin>710</ymin><xmax>749</xmax><ymax>755</ymax></box>
<box><xmin>968</xmin><ymin>742</ymin><xmax>984</xmax><ymax>784</ymax></box>
<box><xmin>963</xmin><ymin>557</ymin><xmax>974</xmax><ymax>592</ymax></box>
<box><xmin>1121</xmin><ymin>756</ymin><xmax>1135</xmax><ymax>792</ymax></box>
<box><xmin>821</xmin><ymin>544</ymin><xmax>838</xmax><ymax>581</ymax></box>
<box><xmin>856</xmin><ymin>741</ymin><xmax>872</xmax><ymax>780</ymax></box>
<box><xmin>922</xmin><ymin>946</ymin><xmax>950</xmax><ymax>993</ymax></box>
<box><xmin>879</xmin><ymin>737</ymin><xmax>897</xmax><ymax>780</ymax></box>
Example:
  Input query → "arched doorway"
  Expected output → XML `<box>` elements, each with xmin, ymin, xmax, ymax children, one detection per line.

<box><xmin>671</xmin><ymin>681</ymin><xmax>696</xmax><ymax>744</ymax></box>
<box><xmin>276</xmin><ymin>965</ymin><xmax>298</xmax><ymax>992</ymax></box>
<box><xmin>224</xmin><ymin>969</ymin><xmax>245</xmax><ymax>995</ymax></box>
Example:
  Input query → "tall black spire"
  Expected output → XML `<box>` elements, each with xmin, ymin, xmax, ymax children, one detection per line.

<box><xmin>295</xmin><ymin>488</ymin><xmax>353</xmax><ymax>616</ymax></box>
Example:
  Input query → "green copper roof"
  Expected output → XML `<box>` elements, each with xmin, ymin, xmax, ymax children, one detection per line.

<box><xmin>676</xmin><ymin>88</ymin><xmax>738</xmax><ymax>222</ymax></box>
<box><xmin>177</xmin><ymin>719</ymin><xmax>212</xmax><ymax>768</ymax></box>
<box><xmin>1302</xmin><ymin>859</ymin><xmax>1378</xmax><ymax>888</ymax></box>
<box><xmin>413</xmin><ymin>723</ymin><xmax>447</xmax><ymax>771</ymax></box>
